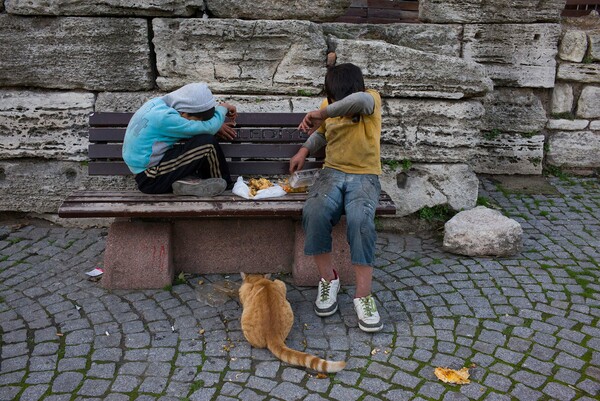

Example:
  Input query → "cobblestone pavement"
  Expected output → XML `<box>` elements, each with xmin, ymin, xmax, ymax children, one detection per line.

<box><xmin>0</xmin><ymin>176</ymin><xmax>599</xmax><ymax>401</ymax></box>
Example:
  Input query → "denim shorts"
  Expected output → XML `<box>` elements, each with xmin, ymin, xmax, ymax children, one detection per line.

<box><xmin>302</xmin><ymin>167</ymin><xmax>381</xmax><ymax>266</ymax></box>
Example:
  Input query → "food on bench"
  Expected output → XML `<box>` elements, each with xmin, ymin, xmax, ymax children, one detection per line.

<box><xmin>280</xmin><ymin>178</ymin><xmax>308</xmax><ymax>193</ymax></box>
<box><xmin>248</xmin><ymin>178</ymin><xmax>273</xmax><ymax>197</ymax></box>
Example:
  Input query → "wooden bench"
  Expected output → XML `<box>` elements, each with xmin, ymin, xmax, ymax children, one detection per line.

<box><xmin>59</xmin><ymin>112</ymin><xmax>396</xmax><ymax>289</ymax></box>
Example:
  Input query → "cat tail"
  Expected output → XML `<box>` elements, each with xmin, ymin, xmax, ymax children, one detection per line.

<box><xmin>268</xmin><ymin>340</ymin><xmax>346</xmax><ymax>373</ymax></box>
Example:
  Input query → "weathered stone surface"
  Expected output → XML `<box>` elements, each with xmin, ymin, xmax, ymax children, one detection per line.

<box><xmin>5</xmin><ymin>0</ymin><xmax>204</xmax><ymax>16</ymax></box>
<box><xmin>559</xmin><ymin>31</ymin><xmax>588</xmax><ymax>62</ymax></box>
<box><xmin>547</xmin><ymin>131</ymin><xmax>600</xmax><ymax>168</ymax></box>
<box><xmin>0</xmin><ymin>90</ymin><xmax>94</xmax><ymax>160</ymax></box>
<box><xmin>590</xmin><ymin>120</ymin><xmax>600</xmax><ymax>130</ymax></box>
<box><xmin>576</xmin><ymin>86</ymin><xmax>600</xmax><ymax>118</ymax></box>
<box><xmin>589</xmin><ymin>31</ymin><xmax>600</xmax><ymax>61</ymax></box>
<box><xmin>380</xmin><ymin>99</ymin><xmax>544</xmax><ymax>174</ymax></box>
<box><xmin>463</xmin><ymin>24</ymin><xmax>560</xmax><ymax>88</ymax></box>
<box><xmin>380</xmin><ymin>163</ymin><xmax>478</xmax><ymax>217</ymax></box>
<box><xmin>322</xmin><ymin>23</ymin><xmax>462</xmax><ymax>57</ymax></box>
<box><xmin>547</xmin><ymin>119</ymin><xmax>590</xmax><ymax>130</ymax></box>
<box><xmin>551</xmin><ymin>83</ymin><xmax>574</xmax><ymax>114</ymax></box>
<box><xmin>332</xmin><ymin>38</ymin><xmax>493</xmax><ymax>99</ymax></box>
<box><xmin>443</xmin><ymin>206</ymin><xmax>523</xmax><ymax>257</ymax></box>
<box><xmin>482</xmin><ymin>89</ymin><xmax>547</xmax><ymax>133</ymax></box>
<box><xmin>206</xmin><ymin>0</ymin><xmax>350</xmax><ymax>22</ymax></box>
<box><xmin>0</xmin><ymin>161</ymin><xmax>134</xmax><ymax>214</ymax></box>
<box><xmin>153</xmin><ymin>19</ymin><xmax>326</xmax><ymax>94</ymax></box>
<box><xmin>419</xmin><ymin>0</ymin><xmax>564</xmax><ymax>23</ymax></box>
<box><xmin>0</xmin><ymin>15</ymin><xmax>153</xmax><ymax>91</ymax></box>
<box><xmin>557</xmin><ymin>63</ymin><xmax>600</xmax><ymax>83</ymax></box>
<box><xmin>96</xmin><ymin>92</ymin><xmax>321</xmax><ymax>113</ymax></box>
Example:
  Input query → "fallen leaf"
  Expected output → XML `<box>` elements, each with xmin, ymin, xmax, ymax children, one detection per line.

<box><xmin>199</xmin><ymin>329</ymin><xmax>205</xmax><ymax>335</ymax></box>
<box><xmin>371</xmin><ymin>348</ymin><xmax>379</xmax><ymax>355</ymax></box>
<box><xmin>56</xmin><ymin>333</ymin><xmax>63</xmax><ymax>337</ymax></box>
<box><xmin>434</xmin><ymin>367</ymin><xmax>470</xmax><ymax>385</ymax></box>
<box><xmin>316</xmin><ymin>373</ymin><xmax>328</xmax><ymax>379</ymax></box>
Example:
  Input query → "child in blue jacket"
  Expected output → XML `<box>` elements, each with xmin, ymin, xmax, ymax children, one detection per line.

<box><xmin>122</xmin><ymin>82</ymin><xmax>237</xmax><ymax>196</ymax></box>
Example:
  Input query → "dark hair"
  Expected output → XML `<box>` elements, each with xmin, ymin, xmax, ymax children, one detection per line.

<box><xmin>324</xmin><ymin>63</ymin><xmax>365</xmax><ymax>105</ymax></box>
<box><xmin>187</xmin><ymin>107</ymin><xmax>215</xmax><ymax>121</ymax></box>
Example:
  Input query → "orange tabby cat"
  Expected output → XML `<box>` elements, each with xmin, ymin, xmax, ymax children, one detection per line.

<box><xmin>239</xmin><ymin>273</ymin><xmax>346</xmax><ymax>373</ymax></box>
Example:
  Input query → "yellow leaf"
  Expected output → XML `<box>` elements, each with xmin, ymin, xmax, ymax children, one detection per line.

<box><xmin>434</xmin><ymin>367</ymin><xmax>470</xmax><ymax>385</ymax></box>
<box><xmin>316</xmin><ymin>373</ymin><xmax>328</xmax><ymax>379</ymax></box>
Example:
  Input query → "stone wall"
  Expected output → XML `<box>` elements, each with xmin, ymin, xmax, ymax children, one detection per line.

<box><xmin>0</xmin><ymin>0</ymin><xmax>598</xmax><ymax>215</ymax></box>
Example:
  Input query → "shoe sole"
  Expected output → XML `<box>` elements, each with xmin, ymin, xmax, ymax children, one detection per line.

<box><xmin>314</xmin><ymin>303</ymin><xmax>338</xmax><ymax>317</ymax></box>
<box><xmin>172</xmin><ymin>178</ymin><xmax>226</xmax><ymax>197</ymax></box>
<box><xmin>358</xmin><ymin>320</ymin><xmax>384</xmax><ymax>332</ymax></box>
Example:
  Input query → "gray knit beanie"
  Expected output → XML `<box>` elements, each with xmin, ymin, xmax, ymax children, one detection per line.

<box><xmin>162</xmin><ymin>83</ymin><xmax>217</xmax><ymax>113</ymax></box>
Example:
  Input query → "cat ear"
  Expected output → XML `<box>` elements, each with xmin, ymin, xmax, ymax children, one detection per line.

<box><xmin>240</xmin><ymin>272</ymin><xmax>247</xmax><ymax>280</ymax></box>
<box><xmin>264</xmin><ymin>273</ymin><xmax>271</xmax><ymax>279</ymax></box>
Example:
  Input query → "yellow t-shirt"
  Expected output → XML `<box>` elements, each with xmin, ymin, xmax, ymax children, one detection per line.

<box><xmin>318</xmin><ymin>89</ymin><xmax>382</xmax><ymax>175</ymax></box>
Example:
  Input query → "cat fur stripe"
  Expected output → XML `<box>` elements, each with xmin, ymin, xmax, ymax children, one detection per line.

<box><xmin>239</xmin><ymin>273</ymin><xmax>346</xmax><ymax>374</ymax></box>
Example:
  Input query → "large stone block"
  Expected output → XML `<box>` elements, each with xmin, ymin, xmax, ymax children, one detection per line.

<box><xmin>0</xmin><ymin>160</ymin><xmax>135</xmax><ymax>214</ymax></box>
<box><xmin>547</xmin><ymin>131</ymin><xmax>600</xmax><ymax>168</ymax></box>
<box><xmin>481</xmin><ymin>88</ymin><xmax>547</xmax><ymax>133</ymax></box>
<box><xmin>332</xmin><ymin>38</ymin><xmax>493</xmax><ymax>99</ymax></box>
<box><xmin>557</xmin><ymin>63</ymin><xmax>600</xmax><ymax>83</ymax></box>
<box><xmin>419</xmin><ymin>0</ymin><xmax>564</xmax><ymax>23</ymax></box>
<box><xmin>559</xmin><ymin>30</ymin><xmax>588</xmax><ymax>62</ymax></box>
<box><xmin>551</xmin><ymin>83</ymin><xmax>574</xmax><ymax>114</ymax></box>
<box><xmin>206</xmin><ymin>0</ymin><xmax>350</xmax><ymax>22</ymax></box>
<box><xmin>322</xmin><ymin>23</ymin><xmax>462</xmax><ymax>57</ymax></box>
<box><xmin>96</xmin><ymin>92</ymin><xmax>322</xmax><ymax>113</ymax></box>
<box><xmin>380</xmin><ymin>163</ymin><xmax>478</xmax><ymax>217</ymax></box>
<box><xmin>0</xmin><ymin>15</ymin><xmax>153</xmax><ymax>91</ymax></box>
<box><xmin>463</xmin><ymin>24</ymin><xmax>560</xmax><ymax>88</ymax></box>
<box><xmin>380</xmin><ymin>98</ymin><xmax>544</xmax><ymax>174</ymax></box>
<box><xmin>153</xmin><ymin>19</ymin><xmax>326</xmax><ymax>94</ymax></box>
<box><xmin>0</xmin><ymin>90</ymin><xmax>94</xmax><ymax>160</ymax></box>
<box><xmin>576</xmin><ymin>86</ymin><xmax>600</xmax><ymax>118</ymax></box>
<box><xmin>5</xmin><ymin>0</ymin><xmax>204</xmax><ymax>16</ymax></box>
<box><xmin>590</xmin><ymin>31</ymin><xmax>600</xmax><ymax>61</ymax></box>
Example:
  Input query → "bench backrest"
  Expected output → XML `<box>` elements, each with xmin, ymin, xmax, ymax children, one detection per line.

<box><xmin>88</xmin><ymin>112</ymin><xmax>324</xmax><ymax>176</ymax></box>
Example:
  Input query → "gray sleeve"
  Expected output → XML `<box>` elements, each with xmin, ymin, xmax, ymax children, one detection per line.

<box><xmin>302</xmin><ymin>132</ymin><xmax>327</xmax><ymax>156</ymax></box>
<box><xmin>325</xmin><ymin>92</ymin><xmax>375</xmax><ymax>117</ymax></box>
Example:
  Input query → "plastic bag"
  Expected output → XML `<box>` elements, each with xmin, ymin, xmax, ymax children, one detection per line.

<box><xmin>232</xmin><ymin>176</ymin><xmax>287</xmax><ymax>200</ymax></box>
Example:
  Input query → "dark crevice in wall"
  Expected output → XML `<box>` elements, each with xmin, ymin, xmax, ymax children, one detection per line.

<box><xmin>147</xmin><ymin>17</ymin><xmax>159</xmax><ymax>90</ymax></box>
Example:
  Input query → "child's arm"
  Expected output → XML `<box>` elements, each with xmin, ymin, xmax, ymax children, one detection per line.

<box><xmin>161</xmin><ymin>106</ymin><xmax>227</xmax><ymax>138</ymax></box>
<box><xmin>326</xmin><ymin>91</ymin><xmax>375</xmax><ymax>117</ymax></box>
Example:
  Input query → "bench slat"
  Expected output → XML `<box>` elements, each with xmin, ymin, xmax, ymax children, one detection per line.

<box><xmin>89</xmin><ymin>143</ymin><xmax>325</xmax><ymax>159</ymax></box>
<box><xmin>89</xmin><ymin>127</ymin><xmax>311</xmax><ymax>143</ymax></box>
<box><xmin>88</xmin><ymin>160</ymin><xmax>325</xmax><ymax>176</ymax></box>
<box><xmin>89</xmin><ymin>112</ymin><xmax>305</xmax><ymax>128</ymax></box>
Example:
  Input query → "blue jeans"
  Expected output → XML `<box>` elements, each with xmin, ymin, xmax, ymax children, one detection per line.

<box><xmin>302</xmin><ymin>168</ymin><xmax>381</xmax><ymax>266</ymax></box>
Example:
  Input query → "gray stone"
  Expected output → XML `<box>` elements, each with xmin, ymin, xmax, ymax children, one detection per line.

<box><xmin>559</xmin><ymin>31</ymin><xmax>588</xmax><ymax>62</ymax></box>
<box><xmin>482</xmin><ymin>88</ymin><xmax>547</xmax><ymax>133</ymax></box>
<box><xmin>557</xmin><ymin>63</ymin><xmax>600</xmax><ymax>83</ymax></box>
<box><xmin>576</xmin><ymin>86</ymin><xmax>600</xmax><ymax>118</ymax></box>
<box><xmin>322</xmin><ymin>23</ymin><xmax>462</xmax><ymax>57</ymax></box>
<box><xmin>206</xmin><ymin>0</ymin><xmax>350</xmax><ymax>22</ymax></box>
<box><xmin>333</xmin><ymin>38</ymin><xmax>493</xmax><ymax>99</ymax></box>
<box><xmin>0</xmin><ymin>90</ymin><xmax>94</xmax><ymax>160</ymax></box>
<box><xmin>443</xmin><ymin>206</ymin><xmax>523</xmax><ymax>257</ymax></box>
<box><xmin>153</xmin><ymin>19</ymin><xmax>326</xmax><ymax>94</ymax></box>
<box><xmin>589</xmin><ymin>30</ymin><xmax>600</xmax><ymax>61</ymax></box>
<box><xmin>381</xmin><ymin>163</ymin><xmax>478</xmax><ymax>217</ymax></box>
<box><xmin>52</xmin><ymin>372</ymin><xmax>83</xmax><ymax>393</ymax></box>
<box><xmin>463</xmin><ymin>24</ymin><xmax>560</xmax><ymax>88</ymax></box>
<box><xmin>547</xmin><ymin>119</ymin><xmax>589</xmax><ymax>130</ymax></box>
<box><xmin>590</xmin><ymin>120</ymin><xmax>600</xmax><ymax>130</ymax></box>
<box><xmin>551</xmin><ymin>83</ymin><xmax>574</xmax><ymax>114</ymax></box>
<box><xmin>419</xmin><ymin>0</ymin><xmax>564</xmax><ymax>23</ymax></box>
<box><xmin>547</xmin><ymin>131</ymin><xmax>600</xmax><ymax>168</ymax></box>
<box><xmin>0</xmin><ymin>15</ymin><xmax>153</xmax><ymax>91</ymax></box>
<box><xmin>6</xmin><ymin>0</ymin><xmax>205</xmax><ymax>16</ymax></box>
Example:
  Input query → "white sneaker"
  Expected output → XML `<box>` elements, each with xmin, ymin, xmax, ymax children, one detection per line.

<box><xmin>353</xmin><ymin>294</ymin><xmax>383</xmax><ymax>332</ymax></box>
<box><xmin>314</xmin><ymin>276</ymin><xmax>340</xmax><ymax>317</ymax></box>
<box><xmin>172</xmin><ymin>177</ymin><xmax>226</xmax><ymax>197</ymax></box>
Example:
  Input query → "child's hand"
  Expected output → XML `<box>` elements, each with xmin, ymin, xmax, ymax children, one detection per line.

<box><xmin>220</xmin><ymin>102</ymin><xmax>237</xmax><ymax>121</ymax></box>
<box><xmin>217</xmin><ymin>121</ymin><xmax>237</xmax><ymax>140</ymax></box>
<box><xmin>289</xmin><ymin>148</ymin><xmax>309</xmax><ymax>174</ymax></box>
<box><xmin>298</xmin><ymin>109</ymin><xmax>327</xmax><ymax>135</ymax></box>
